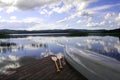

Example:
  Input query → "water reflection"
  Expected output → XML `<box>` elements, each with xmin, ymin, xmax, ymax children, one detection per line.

<box><xmin>0</xmin><ymin>36</ymin><xmax>120</xmax><ymax>74</ymax></box>
<box><xmin>0</xmin><ymin>41</ymin><xmax>48</xmax><ymax>54</ymax></box>
<box><xmin>0</xmin><ymin>41</ymin><xmax>17</xmax><ymax>53</ymax></box>
<box><xmin>0</xmin><ymin>55</ymin><xmax>37</xmax><ymax>74</ymax></box>
<box><xmin>0</xmin><ymin>37</ymin><xmax>63</xmax><ymax>74</ymax></box>
<box><xmin>75</xmin><ymin>36</ymin><xmax>120</xmax><ymax>61</ymax></box>
<box><xmin>0</xmin><ymin>42</ymin><xmax>16</xmax><ymax>47</ymax></box>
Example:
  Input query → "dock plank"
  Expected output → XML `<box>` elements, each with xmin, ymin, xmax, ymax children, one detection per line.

<box><xmin>0</xmin><ymin>56</ymin><xmax>88</xmax><ymax>80</ymax></box>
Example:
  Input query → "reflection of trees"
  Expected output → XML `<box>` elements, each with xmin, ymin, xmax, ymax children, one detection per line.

<box><xmin>31</xmin><ymin>43</ymin><xmax>54</xmax><ymax>57</ymax></box>
<box><xmin>31</xmin><ymin>43</ymin><xmax>47</xmax><ymax>48</ymax></box>
<box><xmin>0</xmin><ymin>41</ymin><xmax>17</xmax><ymax>53</ymax></box>
<box><xmin>0</xmin><ymin>42</ymin><xmax>16</xmax><ymax>47</ymax></box>
<box><xmin>0</xmin><ymin>41</ymin><xmax>48</xmax><ymax>53</ymax></box>
<box><xmin>40</xmin><ymin>44</ymin><xmax>54</xmax><ymax>57</ymax></box>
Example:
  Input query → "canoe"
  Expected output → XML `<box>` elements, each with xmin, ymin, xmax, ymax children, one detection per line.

<box><xmin>64</xmin><ymin>46</ymin><xmax>120</xmax><ymax>80</ymax></box>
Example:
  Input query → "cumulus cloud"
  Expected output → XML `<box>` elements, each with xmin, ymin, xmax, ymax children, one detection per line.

<box><xmin>104</xmin><ymin>13</ymin><xmax>115</xmax><ymax>20</ymax></box>
<box><xmin>84</xmin><ymin>12</ymin><xmax>120</xmax><ymax>29</ymax></box>
<box><xmin>39</xmin><ymin>0</ymin><xmax>96</xmax><ymax>15</ymax></box>
<box><xmin>0</xmin><ymin>0</ymin><xmax>119</xmax><ymax>30</ymax></box>
<box><xmin>0</xmin><ymin>0</ymin><xmax>60</xmax><ymax>9</ymax></box>
<box><xmin>14</xmin><ymin>0</ymin><xmax>59</xmax><ymax>10</ymax></box>
<box><xmin>0</xmin><ymin>0</ymin><xmax>97</xmax><ymax>14</ymax></box>
<box><xmin>67</xmin><ymin>11</ymin><xmax>119</xmax><ymax>30</ymax></box>
<box><xmin>0</xmin><ymin>0</ymin><xmax>12</xmax><ymax>7</ymax></box>
<box><xmin>0</xmin><ymin>0</ymin><xmax>60</xmax><ymax>13</ymax></box>
<box><xmin>86</xmin><ymin>21</ymin><xmax>105</xmax><ymax>27</ymax></box>
<box><xmin>56</xmin><ymin>2</ymin><xmax>120</xmax><ymax>24</ymax></box>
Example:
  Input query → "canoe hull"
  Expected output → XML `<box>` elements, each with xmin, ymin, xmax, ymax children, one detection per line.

<box><xmin>64</xmin><ymin>46</ymin><xmax>120</xmax><ymax>80</ymax></box>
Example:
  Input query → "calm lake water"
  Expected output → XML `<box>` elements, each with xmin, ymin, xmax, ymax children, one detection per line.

<box><xmin>0</xmin><ymin>35</ymin><xmax>120</xmax><ymax>75</ymax></box>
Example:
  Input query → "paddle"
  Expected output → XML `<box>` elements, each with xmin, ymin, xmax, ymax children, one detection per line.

<box><xmin>51</xmin><ymin>56</ymin><xmax>60</xmax><ymax>72</ymax></box>
<box><xmin>57</xmin><ymin>54</ymin><xmax>63</xmax><ymax>69</ymax></box>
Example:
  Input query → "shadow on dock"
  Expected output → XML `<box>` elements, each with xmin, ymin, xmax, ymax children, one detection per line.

<box><xmin>0</xmin><ymin>56</ymin><xmax>88</xmax><ymax>80</ymax></box>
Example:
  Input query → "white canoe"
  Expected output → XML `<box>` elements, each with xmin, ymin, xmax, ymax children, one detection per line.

<box><xmin>64</xmin><ymin>46</ymin><xmax>120</xmax><ymax>80</ymax></box>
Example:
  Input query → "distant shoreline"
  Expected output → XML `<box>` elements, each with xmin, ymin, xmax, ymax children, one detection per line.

<box><xmin>0</xmin><ymin>33</ymin><xmax>119</xmax><ymax>38</ymax></box>
<box><xmin>0</xmin><ymin>28</ymin><xmax>120</xmax><ymax>38</ymax></box>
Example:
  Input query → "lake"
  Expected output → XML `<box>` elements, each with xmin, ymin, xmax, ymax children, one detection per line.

<box><xmin>0</xmin><ymin>35</ymin><xmax>120</xmax><ymax>77</ymax></box>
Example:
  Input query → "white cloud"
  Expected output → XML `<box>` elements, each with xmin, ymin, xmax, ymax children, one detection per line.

<box><xmin>0</xmin><ymin>17</ymin><xmax>43</xmax><ymax>30</ymax></box>
<box><xmin>56</xmin><ymin>0</ymin><xmax>96</xmax><ymax>22</ymax></box>
<box><xmin>57</xmin><ymin>11</ymin><xmax>93</xmax><ymax>23</ymax></box>
<box><xmin>0</xmin><ymin>17</ymin><xmax>42</xmax><ymax>23</ymax></box>
<box><xmin>52</xmin><ymin>4</ymin><xmax>72</xmax><ymax>13</ymax></box>
<box><xmin>73</xmin><ymin>0</ymin><xmax>97</xmax><ymax>11</ymax></box>
<box><xmin>27</xmin><ymin>22</ymin><xmax>71</xmax><ymax>31</ymax></box>
<box><xmin>86</xmin><ymin>3</ymin><xmax>120</xmax><ymax>13</ymax></box>
<box><xmin>0</xmin><ymin>0</ymin><xmax>98</xmax><ymax>14</ymax></box>
<box><xmin>0</xmin><ymin>0</ymin><xmax>14</xmax><ymax>4</ymax></box>
<box><xmin>14</xmin><ymin>0</ymin><xmax>60</xmax><ymax>10</ymax></box>
<box><xmin>0</xmin><ymin>0</ymin><xmax>60</xmax><ymax>13</ymax></box>
<box><xmin>58</xmin><ymin>3</ymin><xmax>120</xmax><ymax>23</ymax></box>
<box><xmin>85</xmin><ymin>12</ymin><xmax>120</xmax><ymax>30</ymax></box>
<box><xmin>76</xmin><ymin>19</ymin><xmax>88</xmax><ymax>24</ymax></box>
<box><xmin>0</xmin><ymin>0</ymin><xmax>119</xmax><ymax>30</ymax></box>
<box><xmin>104</xmin><ymin>13</ymin><xmax>115</xmax><ymax>20</ymax></box>
<box><xmin>23</xmin><ymin>17</ymin><xmax>42</xmax><ymax>23</ymax></box>
<box><xmin>39</xmin><ymin>0</ymin><xmax>96</xmax><ymax>15</ymax></box>
<box><xmin>39</xmin><ymin>9</ymin><xmax>52</xmax><ymax>15</ymax></box>
<box><xmin>76</xmin><ymin>20</ymin><xmax>82</xmax><ymax>24</ymax></box>
<box><xmin>88</xmin><ymin>17</ymin><xmax>92</xmax><ymax>22</ymax></box>
<box><xmin>86</xmin><ymin>22</ymin><xmax>98</xmax><ymax>27</ymax></box>
<box><xmin>0</xmin><ymin>16</ymin><xmax>71</xmax><ymax>30</ymax></box>
<box><xmin>0</xmin><ymin>8</ymin><xmax>3</xmax><ymax>11</ymax></box>
<box><xmin>28</xmin><ymin>23</ymin><xmax>56</xmax><ymax>30</ymax></box>
<box><xmin>6</xmin><ymin>6</ymin><xmax>17</xmax><ymax>13</ymax></box>
<box><xmin>0</xmin><ymin>0</ymin><xmax>12</xmax><ymax>7</ymax></box>
<box><xmin>56</xmin><ymin>17</ymin><xmax>68</xmax><ymax>23</ymax></box>
<box><xmin>10</xmin><ymin>16</ymin><xmax>17</xmax><ymax>20</ymax></box>
<box><xmin>116</xmin><ymin>13</ymin><xmax>120</xmax><ymax>21</ymax></box>
<box><xmin>56</xmin><ymin>1</ymin><xmax>120</xmax><ymax>30</ymax></box>
<box><xmin>115</xmin><ymin>13</ymin><xmax>120</xmax><ymax>26</ymax></box>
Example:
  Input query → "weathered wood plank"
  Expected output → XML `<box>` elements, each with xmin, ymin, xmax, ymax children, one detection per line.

<box><xmin>0</xmin><ymin>55</ymin><xmax>88</xmax><ymax>80</ymax></box>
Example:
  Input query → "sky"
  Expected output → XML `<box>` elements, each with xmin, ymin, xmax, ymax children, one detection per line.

<box><xmin>0</xmin><ymin>0</ymin><xmax>120</xmax><ymax>30</ymax></box>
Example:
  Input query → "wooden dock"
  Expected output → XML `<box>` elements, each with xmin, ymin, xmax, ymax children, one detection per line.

<box><xmin>0</xmin><ymin>55</ymin><xmax>88</xmax><ymax>80</ymax></box>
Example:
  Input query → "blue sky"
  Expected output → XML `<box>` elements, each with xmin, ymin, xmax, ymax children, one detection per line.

<box><xmin>0</xmin><ymin>0</ymin><xmax>120</xmax><ymax>30</ymax></box>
